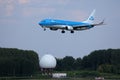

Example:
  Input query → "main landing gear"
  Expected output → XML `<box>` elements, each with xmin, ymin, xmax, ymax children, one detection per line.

<box><xmin>61</xmin><ymin>30</ymin><xmax>65</xmax><ymax>33</ymax></box>
<box><xmin>61</xmin><ymin>30</ymin><xmax>74</xmax><ymax>33</ymax></box>
<box><xmin>70</xmin><ymin>30</ymin><xmax>74</xmax><ymax>33</ymax></box>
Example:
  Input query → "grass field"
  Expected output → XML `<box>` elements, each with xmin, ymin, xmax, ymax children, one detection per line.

<box><xmin>0</xmin><ymin>78</ymin><xmax>92</xmax><ymax>80</ymax></box>
<box><xmin>0</xmin><ymin>77</ymin><xmax>119</xmax><ymax>80</ymax></box>
<box><xmin>0</xmin><ymin>72</ymin><xmax>120</xmax><ymax>80</ymax></box>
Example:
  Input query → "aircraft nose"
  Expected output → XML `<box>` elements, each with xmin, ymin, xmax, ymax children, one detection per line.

<box><xmin>39</xmin><ymin>22</ymin><xmax>43</xmax><ymax>26</ymax></box>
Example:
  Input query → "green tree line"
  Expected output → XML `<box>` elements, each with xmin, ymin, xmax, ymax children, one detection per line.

<box><xmin>55</xmin><ymin>49</ymin><xmax>120</xmax><ymax>74</ymax></box>
<box><xmin>0</xmin><ymin>48</ymin><xmax>120</xmax><ymax>77</ymax></box>
<box><xmin>0</xmin><ymin>48</ymin><xmax>39</xmax><ymax>76</ymax></box>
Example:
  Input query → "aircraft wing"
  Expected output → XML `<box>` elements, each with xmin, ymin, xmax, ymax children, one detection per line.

<box><xmin>91</xmin><ymin>19</ymin><xmax>105</xmax><ymax>26</ymax></box>
<box><xmin>73</xmin><ymin>20</ymin><xmax>104</xmax><ymax>28</ymax></box>
<box><xmin>71</xmin><ymin>20</ymin><xmax>104</xmax><ymax>30</ymax></box>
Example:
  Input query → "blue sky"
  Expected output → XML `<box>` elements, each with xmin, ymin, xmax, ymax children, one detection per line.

<box><xmin>0</xmin><ymin>0</ymin><xmax>120</xmax><ymax>58</ymax></box>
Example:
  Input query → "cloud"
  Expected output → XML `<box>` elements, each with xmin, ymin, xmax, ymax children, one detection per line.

<box><xmin>22</xmin><ymin>7</ymin><xmax>55</xmax><ymax>17</ymax></box>
<box><xmin>56</xmin><ymin>0</ymin><xmax>70</xmax><ymax>5</ymax></box>
<box><xmin>6</xmin><ymin>3</ymin><xmax>14</xmax><ymax>16</ymax></box>
<box><xmin>0</xmin><ymin>0</ymin><xmax>15</xmax><ymax>16</ymax></box>
<box><xmin>18</xmin><ymin>0</ymin><xmax>29</xmax><ymax>4</ymax></box>
<box><xmin>5</xmin><ymin>0</ymin><xmax>15</xmax><ymax>16</ymax></box>
<box><xmin>0</xmin><ymin>0</ymin><xmax>30</xmax><ymax>16</ymax></box>
<box><xmin>0</xmin><ymin>0</ymin><xmax>3</xmax><ymax>4</ymax></box>
<box><xmin>0</xmin><ymin>18</ymin><xmax>18</xmax><ymax>25</ymax></box>
<box><xmin>70</xmin><ymin>10</ymin><xmax>87</xmax><ymax>21</ymax></box>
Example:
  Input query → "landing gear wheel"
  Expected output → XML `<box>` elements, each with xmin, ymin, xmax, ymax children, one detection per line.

<box><xmin>71</xmin><ymin>30</ymin><xmax>74</xmax><ymax>33</ymax></box>
<box><xmin>44</xmin><ymin>28</ymin><xmax>46</xmax><ymax>31</ymax></box>
<box><xmin>61</xmin><ymin>30</ymin><xmax>65</xmax><ymax>33</ymax></box>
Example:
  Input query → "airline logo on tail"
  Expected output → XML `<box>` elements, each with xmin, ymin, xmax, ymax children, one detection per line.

<box><xmin>89</xmin><ymin>16</ymin><xmax>94</xmax><ymax>21</ymax></box>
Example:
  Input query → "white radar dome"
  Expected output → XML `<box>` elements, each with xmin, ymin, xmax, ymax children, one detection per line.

<box><xmin>40</xmin><ymin>54</ymin><xmax>57</xmax><ymax>68</ymax></box>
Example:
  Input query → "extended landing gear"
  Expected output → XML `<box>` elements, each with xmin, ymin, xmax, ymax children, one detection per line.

<box><xmin>61</xmin><ymin>30</ymin><xmax>65</xmax><ymax>33</ymax></box>
<box><xmin>44</xmin><ymin>28</ymin><xmax>46</xmax><ymax>31</ymax></box>
<box><xmin>71</xmin><ymin>30</ymin><xmax>74</xmax><ymax>33</ymax></box>
<box><xmin>61</xmin><ymin>30</ymin><xmax>74</xmax><ymax>33</ymax></box>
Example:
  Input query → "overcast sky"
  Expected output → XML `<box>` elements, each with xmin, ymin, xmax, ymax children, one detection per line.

<box><xmin>0</xmin><ymin>0</ymin><xmax>120</xmax><ymax>58</ymax></box>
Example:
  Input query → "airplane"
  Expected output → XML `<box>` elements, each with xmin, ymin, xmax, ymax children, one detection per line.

<box><xmin>38</xmin><ymin>10</ymin><xmax>104</xmax><ymax>33</ymax></box>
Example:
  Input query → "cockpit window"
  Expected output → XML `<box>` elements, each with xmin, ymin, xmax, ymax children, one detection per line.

<box><xmin>41</xmin><ymin>20</ymin><xmax>46</xmax><ymax>22</ymax></box>
<box><xmin>41</xmin><ymin>19</ymin><xmax>54</xmax><ymax>23</ymax></box>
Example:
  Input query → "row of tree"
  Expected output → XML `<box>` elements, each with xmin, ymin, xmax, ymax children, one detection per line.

<box><xmin>0</xmin><ymin>48</ymin><xmax>39</xmax><ymax>76</ymax></box>
<box><xmin>0</xmin><ymin>47</ymin><xmax>120</xmax><ymax>76</ymax></box>
<box><xmin>55</xmin><ymin>49</ymin><xmax>120</xmax><ymax>74</ymax></box>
